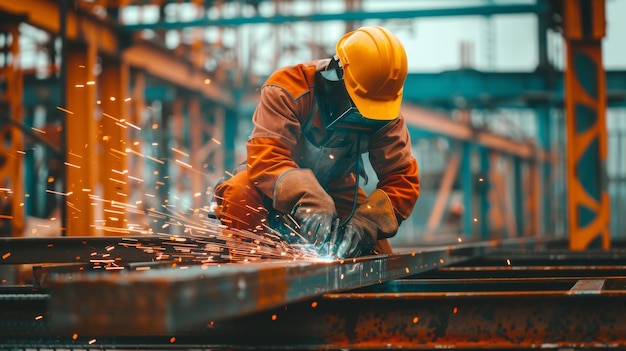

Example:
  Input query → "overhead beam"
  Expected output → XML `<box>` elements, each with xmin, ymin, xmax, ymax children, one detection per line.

<box><xmin>0</xmin><ymin>0</ymin><xmax>234</xmax><ymax>107</ymax></box>
<box><xmin>401</xmin><ymin>103</ymin><xmax>542</xmax><ymax>160</ymax></box>
<box><xmin>0</xmin><ymin>0</ymin><xmax>119</xmax><ymax>56</ymax></box>
<box><xmin>122</xmin><ymin>3</ymin><xmax>549</xmax><ymax>30</ymax></box>
<box><xmin>403</xmin><ymin>69</ymin><xmax>626</xmax><ymax>109</ymax></box>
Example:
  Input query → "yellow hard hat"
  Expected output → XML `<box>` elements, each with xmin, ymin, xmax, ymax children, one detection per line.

<box><xmin>336</xmin><ymin>26</ymin><xmax>408</xmax><ymax>121</ymax></box>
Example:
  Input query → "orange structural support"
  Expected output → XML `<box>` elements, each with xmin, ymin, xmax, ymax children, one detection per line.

<box><xmin>100</xmin><ymin>57</ymin><xmax>130</xmax><ymax>235</ymax></box>
<box><xmin>563</xmin><ymin>0</ymin><xmax>610</xmax><ymax>249</ymax></box>
<box><xmin>0</xmin><ymin>24</ymin><xmax>24</xmax><ymax>237</ymax></box>
<box><xmin>65</xmin><ymin>43</ymin><xmax>98</xmax><ymax>236</ymax></box>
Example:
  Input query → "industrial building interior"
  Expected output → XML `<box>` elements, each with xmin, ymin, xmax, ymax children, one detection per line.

<box><xmin>1</xmin><ymin>0</ymin><xmax>626</xmax><ymax>349</ymax></box>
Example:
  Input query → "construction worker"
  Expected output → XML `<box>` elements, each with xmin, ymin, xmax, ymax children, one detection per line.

<box><xmin>213</xmin><ymin>26</ymin><xmax>420</xmax><ymax>258</ymax></box>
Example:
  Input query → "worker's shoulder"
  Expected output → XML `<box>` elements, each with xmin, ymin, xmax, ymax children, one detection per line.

<box><xmin>263</xmin><ymin>60</ymin><xmax>322</xmax><ymax>101</ymax></box>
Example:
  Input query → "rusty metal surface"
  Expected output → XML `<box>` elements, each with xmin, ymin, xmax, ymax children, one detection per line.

<box><xmin>194</xmin><ymin>287</ymin><xmax>626</xmax><ymax>349</ymax></box>
<box><xmin>43</xmin><ymin>238</ymin><xmax>537</xmax><ymax>335</ymax></box>
<box><xmin>3</xmin><ymin>243</ymin><xmax>626</xmax><ymax>349</ymax></box>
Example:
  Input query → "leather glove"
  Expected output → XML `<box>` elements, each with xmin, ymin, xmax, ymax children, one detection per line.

<box><xmin>273</xmin><ymin>169</ymin><xmax>337</xmax><ymax>246</ymax></box>
<box><xmin>332</xmin><ymin>189</ymin><xmax>398</xmax><ymax>258</ymax></box>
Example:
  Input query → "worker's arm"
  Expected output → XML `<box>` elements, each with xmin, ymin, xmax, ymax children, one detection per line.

<box><xmin>368</xmin><ymin>115</ymin><xmax>420</xmax><ymax>228</ymax></box>
<box><xmin>247</xmin><ymin>84</ymin><xmax>337</xmax><ymax>245</ymax></box>
<box><xmin>332</xmin><ymin>116</ymin><xmax>420</xmax><ymax>258</ymax></box>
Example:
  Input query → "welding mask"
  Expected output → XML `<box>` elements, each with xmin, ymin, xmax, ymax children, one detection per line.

<box><xmin>316</xmin><ymin>26</ymin><xmax>408</xmax><ymax>133</ymax></box>
<box><xmin>315</xmin><ymin>57</ymin><xmax>390</xmax><ymax>133</ymax></box>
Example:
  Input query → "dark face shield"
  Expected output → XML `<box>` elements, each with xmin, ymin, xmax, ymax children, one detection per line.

<box><xmin>315</xmin><ymin>66</ymin><xmax>389</xmax><ymax>133</ymax></box>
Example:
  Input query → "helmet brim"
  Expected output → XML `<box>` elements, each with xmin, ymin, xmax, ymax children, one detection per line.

<box><xmin>347</xmin><ymin>86</ymin><xmax>403</xmax><ymax>121</ymax></box>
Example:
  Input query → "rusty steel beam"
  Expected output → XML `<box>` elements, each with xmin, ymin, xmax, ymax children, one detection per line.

<box><xmin>43</xmin><ymin>238</ymin><xmax>538</xmax><ymax>335</ymax></box>
<box><xmin>193</xmin><ymin>283</ymin><xmax>626</xmax><ymax>349</ymax></box>
<box><xmin>3</xmin><ymin>247</ymin><xmax>626</xmax><ymax>349</ymax></box>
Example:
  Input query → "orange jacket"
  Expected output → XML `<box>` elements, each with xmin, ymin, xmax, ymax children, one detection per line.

<box><xmin>246</xmin><ymin>59</ymin><xmax>420</xmax><ymax>226</ymax></box>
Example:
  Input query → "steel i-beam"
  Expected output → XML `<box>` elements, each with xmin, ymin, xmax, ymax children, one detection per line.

<box><xmin>43</xmin><ymin>238</ymin><xmax>537</xmax><ymax>335</ymax></box>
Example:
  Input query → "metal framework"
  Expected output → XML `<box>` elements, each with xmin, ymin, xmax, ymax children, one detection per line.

<box><xmin>2</xmin><ymin>238</ymin><xmax>626</xmax><ymax>349</ymax></box>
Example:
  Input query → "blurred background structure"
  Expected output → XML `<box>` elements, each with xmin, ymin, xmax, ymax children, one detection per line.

<box><xmin>1</xmin><ymin>0</ymin><xmax>626</xmax><ymax>348</ymax></box>
<box><xmin>2</xmin><ymin>0</ymin><xmax>624</xmax><ymax>246</ymax></box>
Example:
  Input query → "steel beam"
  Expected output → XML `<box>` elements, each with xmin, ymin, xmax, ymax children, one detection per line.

<box><xmin>402</xmin><ymin>69</ymin><xmax>626</xmax><ymax>109</ymax></box>
<box><xmin>0</xmin><ymin>22</ymin><xmax>24</xmax><ymax>237</ymax></box>
<box><xmin>65</xmin><ymin>42</ymin><xmax>98</xmax><ymax>236</ymax></box>
<box><xmin>122</xmin><ymin>3</ymin><xmax>549</xmax><ymax>30</ymax></box>
<box><xmin>43</xmin><ymin>239</ymin><xmax>536</xmax><ymax>335</ymax></box>
<box><xmin>4</xmin><ymin>245</ymin><xmax>626</xmax><ymax>349</ymax></box>
<box><xmin>563</xmin><ymin>0</ymin><xmax>610</xmax><ymax>249</ymax></box>
<box><xmin>100</xmin><ymin>57</ymin><xmax>130</xmax><ymax>236</ymax></box>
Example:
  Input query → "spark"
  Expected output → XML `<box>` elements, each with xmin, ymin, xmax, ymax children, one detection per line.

<box><xmin>125</xmin><ymin>121</ymin><xmax>141</xmax><ymax>130</ymax></box>
<box><xmin>175</xmin><ymin>159</ymin><xmax>192</xmax><ymax>169</ymax></box>
<box><xmin>110</xmin><ymin>148</ymin><xmax>128</xmax><ymax>157</ymax></box>
<box><xmin>171</xmin><ymin>147</ymin><xmax>189</xmax><ymax>157</ymax></box>
<box><xmin>211</xmin><ymin>138</ymin><xmax>221</xmax><ymax>145</ymax></box>
<box><xmin>412</xmin><ymin>316</ymin><xmax>419</xmax><ymax>324</ymax></box>
<box><xmin>31</xmin><ymin>127</ymin><xmax>46</xmax><ymax>134</ymax></box>
<box><xmin>108</xmin><ymin>177</ymin><xmax>127</xmax><ymax>185</ymax></box>
<box><xmin>64</xmin><ymin>162</ymin><xmax>81</xmax><ymax>169</ymax></box>
<box><xmin>68</xmin><ymin>151</ymin><xmax>83</xmax><ymax>159</ymax></box>
<box><xmin>146</xmin><ymin>155</ymin><xmax>164</xmax><ymax>164</ymax></box>
<box><xmin>46</xmin><ymin>189</ymin><xmax>69</xmax><ymax>196</ymax></box>
<box><xmin>86</xmin><ymin>81</ymin><xmax>95</xmax><ymax>85</ymax></box>
<box><xmin>103</xmin><ymin>112</ymin><xmax>120</xmax><ymax>122</ymax></box>
<box><xmin>2</xmin><ymin>253</ymin><xmax>10</xmax><ymax>260</ymax></box>
<box><xmin>57</xmin><ymin>106</ymin><xmax>74</xmax><ymax>115</ymax></box>
<box><xmin>35</xmin><ymin>315</ymin><xmax>43</xmax><ymax>320</ymax></box>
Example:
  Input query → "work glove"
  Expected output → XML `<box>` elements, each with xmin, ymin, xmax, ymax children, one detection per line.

<box><xmin>332</xmin><ymin>189</ymin><xmax>398</xmax><ymax>258</ymax></box>
<box><xmin>273</xmin><ymin>169</ymin><xmax>337</xmax><ymax>246</ymax></box>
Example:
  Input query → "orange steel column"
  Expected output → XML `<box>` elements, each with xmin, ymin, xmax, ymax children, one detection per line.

<box><xmin>126</xmin><ymin>71</ymin><xmax>147</xmax><ymax>226</ymax></box>
<box><xmin>100</xmin><ymin>57</ymin><xmax>130</xmax><ymax>235</ymax></box>
<box><xmin>0</xmin><ymin>24</ymin><xmax>24</xmax><ymax>237</ymax></box>
<box><xmin>65</xmin><ymin>43</ymin><xmax>98</xmax><ymax>236</ymax></box>
<box><xmin>563</xmin><ymin>0</ymin><xmax>610</xmax><ymax>249</ymax></box>
<box><xmin>189</xmin><ymin>96</ymin><xmax>204</xmax><ymax>210</ymax></box>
